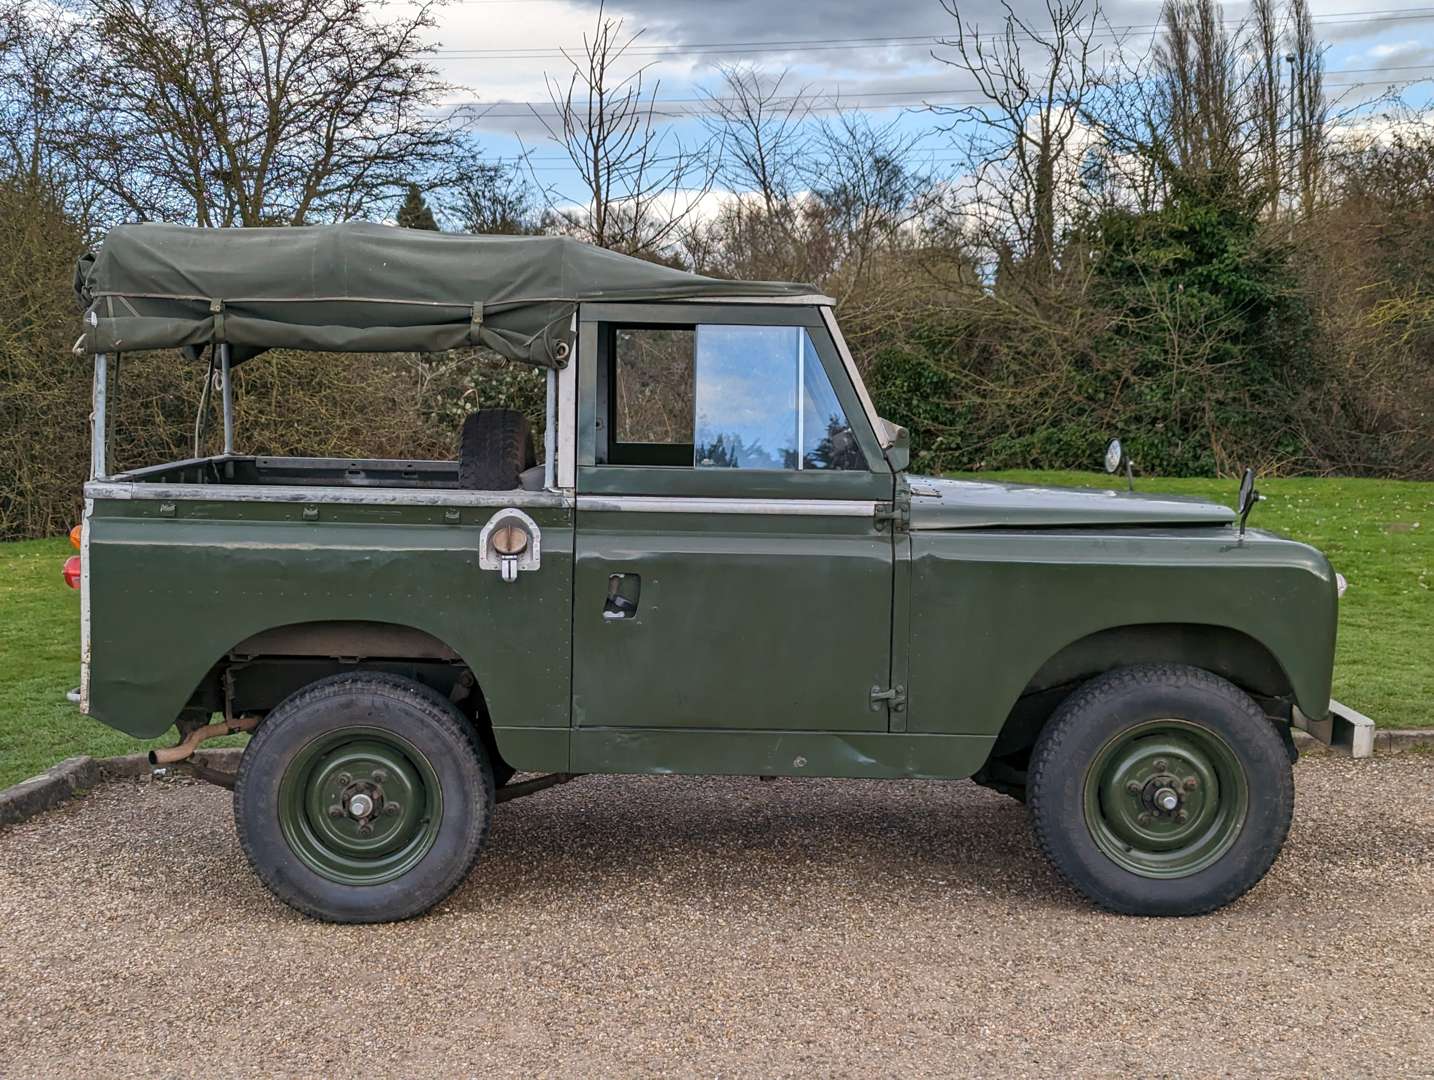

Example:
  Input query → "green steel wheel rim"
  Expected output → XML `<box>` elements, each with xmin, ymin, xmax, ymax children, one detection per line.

<box><xmin>1082</xmin><ymin>719</ymin><xmax>1249</xmax><ymax>879</ymax></box>
<box><xmin>277</xmin><ymin>726</ymin><xmax>443</xmax><ymax>886</ymax></box>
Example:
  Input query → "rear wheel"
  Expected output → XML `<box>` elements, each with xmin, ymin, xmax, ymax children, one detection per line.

<box><xmin>1027</xmin><ymin>664</ymin><xmax>1293</xmax><ymax>916</ymax></box>
<box><xmin>234</xmin><ymin>673</ymin><xmax>494</xmax><ymax>923</ymax></box>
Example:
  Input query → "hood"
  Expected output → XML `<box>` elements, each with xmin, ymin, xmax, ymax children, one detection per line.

<box><xmin>906</xmin><ymin>476</ymin><xmax>1238</xmax><ymax>530</ymax></box>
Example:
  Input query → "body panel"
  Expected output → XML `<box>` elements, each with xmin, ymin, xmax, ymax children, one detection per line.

<box><xmin>571</xmin><ymin>508</ymin><xmax>895</xmax><ymax>733</ymax></box>
<box><xmin>905</xmin><ymin>525</ymin><xmax>1338</xmax><ymax>737</ymax></box>
<box><xmin>907</xmin><ymin>475</ymin><xmax>1236</xmax><ymax>529</ymax></box>
<box><xmin>83</xmin><ymin>495</ymin><xmax>574</xmax><ymax>774</ymax></box>
<box><xmin>571</xmin><ymin>727</ymin><xmax>991</xmax><ymax>778</ymax></box>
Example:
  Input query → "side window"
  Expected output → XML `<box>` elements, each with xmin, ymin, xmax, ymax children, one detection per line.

<box><xmin>603</xmin><ymin>322</ymin><xmax>864</xmax><ymax>471</ymax></box>
<box><xmin>695</xmin><ymin>325</ymin><xmax>862</xmax><ymax>471</ymax></box>
<box><xmin>614</xmin><ymin>328</ymin><xmax>694</xmax><ymax>447</ymax></box>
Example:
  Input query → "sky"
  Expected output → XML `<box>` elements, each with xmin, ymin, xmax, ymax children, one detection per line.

<box><xmin>406</xmin><ymin>0</ymin><xmax>1434</xmax><ymax>199</ymax></box>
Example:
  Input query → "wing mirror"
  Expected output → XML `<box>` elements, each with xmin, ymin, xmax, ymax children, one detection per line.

<box><xmin>1104</xmin><ymin>438</ymin><xmax>1134</xmax><ymax>491</ymax></box>
<box><xmin>1236</xmin><ymin>467</ymin><xmax>1262</xmax><ymax>537</ymax></box>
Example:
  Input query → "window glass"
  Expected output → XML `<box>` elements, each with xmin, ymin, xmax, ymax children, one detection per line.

<box><xmin>693</xmin><ymin>325</ymin><xmax>860</xmax><ymax>470</ymax></box>
<box><xmin>799</xmin><ymin>341</ymin><xmax>865</xmax><ymax>470</ymax></box>
<box><xmin>614</xmin><ymin>328</ymin><xmax>694</xmax><ymax>445</ymax></box>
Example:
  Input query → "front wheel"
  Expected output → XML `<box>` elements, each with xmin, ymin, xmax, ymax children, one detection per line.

<box><xmin>234</xmin><ymin>673</ymin><xmax>494</xmax><ymax>923</ymax></box>
<box><xmin>1027</xmin><ymin>664</ymin><xmax>1293</xmax><ymax>916</ymax></box>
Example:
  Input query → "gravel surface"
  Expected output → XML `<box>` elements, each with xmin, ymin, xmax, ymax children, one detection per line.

<box><xmin>1</xmin><ymin>754</ymin><xmax>1431</xmax><ymax>1078</ymax></box>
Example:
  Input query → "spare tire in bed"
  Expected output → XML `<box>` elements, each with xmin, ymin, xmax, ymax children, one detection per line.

<box><xmin>458</xmin><ymin>409</ymin><xmax>537</xmax><ymax>491</ymax></box>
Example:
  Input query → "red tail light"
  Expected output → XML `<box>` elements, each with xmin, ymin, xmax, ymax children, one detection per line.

<box><xmin>62</xmin><ymin>555</ymin><xmax>81</xmax><ymax>590</ymax></box>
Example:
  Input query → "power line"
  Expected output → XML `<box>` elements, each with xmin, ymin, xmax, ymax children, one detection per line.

<box><xmin>440</xmin><ymin>66</ymin><xmax>1434</xmax><ymax>119</ymax></box>
<box><xmin>426</xmin><ymin>7</ymin><xmax>1434</xmax><ymax>59</ymax></box>
<box><xmin>445</xmin><ymin>63</ymin><xmax>1434</xmax><ymax>106</ymax></box>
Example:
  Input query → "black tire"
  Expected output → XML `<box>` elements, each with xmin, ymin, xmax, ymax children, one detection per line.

<box><xmin>458</xmin><ymin>408</ymin><xmax>536</xmax><ymax>490</ymax></box>
<box><xmin>1027</xmin><ymin>663</ymin><xmax>1293</xmax><ymax>917</ymax></box>
<box><xmin>234</xmin><ymin>672</ymin><xmax>494</xmax><ymax>923</ymax></box>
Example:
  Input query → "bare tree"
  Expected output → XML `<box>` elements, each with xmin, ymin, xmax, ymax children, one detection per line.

<box><xmin>1154</xmin><ymin>0</ymin><xmax>1258</xmax><ymax>189</ymax></box>
<box><xmin>0</xmin><ymin>3</ymin><xmax>108</xmax><ymax>219</ymax></box>
<box><xmin>450</xmin><ymin>159</ymin><xmax>541</xmax><ymax>235</ymax></box>
<box><xmin>931</xmin><ymin>0</ymin><xmax>1102</xmax><ymax>281</ymax></box>
<box><xmin>1250</xmin><ymin>0</ymin><xmax>1284</xmax><ymax>216</ymax></box>
<box><xmin>700</xmin><ymin>65</ymin><xmax>810</xmax><ymax>216</ymax></box>
<box><xmin>533</xmin><ymin>1</ymin><xmax>714</xmax><ymax>255</ymax></box>
<box><xmin>685</xmin><ymin>65</ymin><xmax>816</xmax><ymax>281</ymax></box>
<box><xmin>1288</xmin><ymin>0</ymin><xmax>1326</xmax><ymax>219</ymax></box>
<box><xmin>73</xmin><ymin>0</ymin><xmax>462</xmax><ymax>226</ymax></box>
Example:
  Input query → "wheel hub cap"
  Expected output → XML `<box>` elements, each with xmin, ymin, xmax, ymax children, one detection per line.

<box><xmin>1083</xmin><ymin>720</ymin><xmax>1250</xmax><ymax>879</ymax></box>
<box><xmin>277</xmin><ymin>728</ymin><xmax>443</xmax><ymax>886</ymax></box>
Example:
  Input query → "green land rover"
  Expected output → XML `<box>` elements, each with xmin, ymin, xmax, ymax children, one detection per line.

<box><xmin>64</xmin><ymin>222</ymin><xmax>1367</xmax><ymax>923</ymax></box>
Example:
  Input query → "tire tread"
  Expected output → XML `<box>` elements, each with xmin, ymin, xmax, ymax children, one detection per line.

<box><xmin>233</xmin><ymin>671</ymin><xmax>494</xmax><ymax>924</ymax></box>
<box><xmin>1027</xmin><ymin>663</ymin><xmax>1294</xmax><ymax>916</ymax></box>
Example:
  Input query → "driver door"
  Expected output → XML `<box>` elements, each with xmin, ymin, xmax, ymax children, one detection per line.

<box><xmin>570</xmin><ymin>303</ymin><xmax>897</xmax><ymax>769</ymax></box>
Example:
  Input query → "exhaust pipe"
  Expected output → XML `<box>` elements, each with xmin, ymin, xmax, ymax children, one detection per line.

<box><xmin>149</xmin><ymin>715</ymin><xmax>259</xmax><ymax>766</ymax></box>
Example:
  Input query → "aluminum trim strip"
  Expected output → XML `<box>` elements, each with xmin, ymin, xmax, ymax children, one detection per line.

<box><xmin>576</xmin><ymin>496</ymin><xmax>879</xmax><ymax>517</ymax></box>
<box><xmin>79</xmin><ymin>496</ymin><xmax>92</xmax><ymax>714</ymax></box>
<box><xmin>84</xmin><ymin>481</ymin><xmax>570</xmax><ymax>509</ymax></box>
<box><xmin>673</xmin><ymin>293</ymin><xmax>836</xmax><ymax>306</ymax></box>
<box><xmin>557</xmin><ymin>315</ymin><xmax>577</xmax><ymax>490</ymax></box>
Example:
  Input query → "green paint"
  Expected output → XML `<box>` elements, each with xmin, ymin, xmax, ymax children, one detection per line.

<box><xmin>1082</xmin><ymin>719</ymin><xmax>1248</xmax><ymax>878</ymax></box>
<box><xmin>277</xmin><ymin>726</ymin><xmax>443</xmax><ymax>885</ymax></box>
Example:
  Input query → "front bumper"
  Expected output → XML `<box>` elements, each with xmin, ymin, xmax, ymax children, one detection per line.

<box><xmin>1294</xmin><ymin>699</ymin><xmax>1375</xmax><ymax>758</ymax></box>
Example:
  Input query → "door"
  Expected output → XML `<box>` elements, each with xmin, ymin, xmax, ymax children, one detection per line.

<box><xmin>571</xmin><ymin>303</ymin><xmax>897</xmax><ymax>741</ymax></box>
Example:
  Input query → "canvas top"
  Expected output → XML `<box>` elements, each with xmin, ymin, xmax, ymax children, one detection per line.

<box><xmin>74</xmin><ymin>221</ymin><xmax>818</xmax><ymax>367</ymax></box>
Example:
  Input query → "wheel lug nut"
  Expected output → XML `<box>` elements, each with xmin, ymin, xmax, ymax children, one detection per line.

<box><xmin>1184</xmin><ymin>777</ymin><xmax>1199</xmax><ymax>790</ymax></box>
<box><xmin>1176</xmin><ymin>810</ymin><xmax>1188</xmax><ymax>823</ymax></box>
<box><xmin>327</xmin><ymin>804</ymin><xmax>344</xmax><ymax>818</ymax></box>
<box><xmin>1153</xmin><ymin>759</ymin><xmax>1168</xmax><ymax>772</ymax></box>
<box><xmin>372</xmin><ymin>769</ymin><xmax>388</xmax><ymax>783</ymax></box>
<box><xmin>1127</xmin><ymin>781</ymin><xmax>1142</xmax><ymax>794</ymax></box>
<box><xmin>335</xmin><ymin>772</ymin><xmax>352</xmax><ymax>787</ymax></box>
<box><xmin>1138</xmin><ymin>812</ymin><xmax>1152</xmax><ymax>826</ymax></box>
<box><xmin>385</xmin><ymin>802</ymin><xmax>401</xmax><ymax>817</ymax></box>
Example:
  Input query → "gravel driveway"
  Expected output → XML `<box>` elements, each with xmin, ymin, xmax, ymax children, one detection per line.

<box><xmin>1</xmin><ymin>754</ymin><xmax>1431</xmax><ymax>1078</ymax></box>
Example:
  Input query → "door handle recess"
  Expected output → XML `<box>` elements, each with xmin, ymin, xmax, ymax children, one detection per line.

<box><xmin>603</xmin><ymin>573</ymin><xmax>640</xmax><ymax>620</ymax></box>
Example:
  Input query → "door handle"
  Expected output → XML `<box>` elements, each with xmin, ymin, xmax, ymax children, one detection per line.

<box><xmin>603</xmin><ymin>573</ymin><xmax>640</xmax><ymax>620</ymax></box>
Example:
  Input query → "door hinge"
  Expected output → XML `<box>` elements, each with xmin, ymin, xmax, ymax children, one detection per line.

<box><xmin>870</xmin><ymin>684</ymin><xmax>906</xmax><ymax>713</ymax></box>
<box><xmin>873</xmin><ymin>491</ymin><xmax>911</xmax><ymax>532</ymax></box>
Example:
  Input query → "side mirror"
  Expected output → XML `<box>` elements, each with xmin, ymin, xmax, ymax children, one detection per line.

<box><xmin>880</xmin><ymin>418</ymin><xmax>910</xmax><ymax>472</ymax></box>
<box><xmin>1236</xmin><ymin>467</ymin><xmax>1261</xmax><ymax>537</ymax></box>
<box><xmin>1104</xmin><ymin>438</ymin><xmax>1134</xmax><ymax>491</ymax></box>
<box><xmin>1104</xmin><ymin>438</ymin><xmax>1124</xmax><ymax>475</ymax></box>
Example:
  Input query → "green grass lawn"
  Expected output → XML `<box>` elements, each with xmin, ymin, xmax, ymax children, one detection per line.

<box><xmin>1</xmin><ymin>473</ymin><xmax>1429</xmax><ymax>788</ymax></box>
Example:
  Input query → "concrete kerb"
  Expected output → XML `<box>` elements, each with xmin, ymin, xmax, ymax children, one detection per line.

<box><xmin>0</xmin><ymin>748</ymin><xmax>245</xmax><ymax>828</ymax></box>
<box><xmin>1293</xmin><ymin>728</ymin><xmax>1434</xmax><ymax>756</ymax></box>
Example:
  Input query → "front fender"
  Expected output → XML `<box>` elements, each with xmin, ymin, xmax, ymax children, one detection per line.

<box><xmin>906</xmin><ymin>526</ymin><xmax>1337</xmax><ymax>736</ymax></box>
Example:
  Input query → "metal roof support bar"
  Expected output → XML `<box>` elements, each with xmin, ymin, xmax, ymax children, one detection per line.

<box><xmin>544</xmin><ymin>366</ymin><xmax>557</xmax><ymax>491</ymax></box>
<box><xmin>220</xmin><ymin>343</ymin><xmax>235</xmax><ymax>456</ymax></box>
<box><xmin>91</xmin><ymin>352</ymin><xmax>108</xmax><ymax>480</ymax></box>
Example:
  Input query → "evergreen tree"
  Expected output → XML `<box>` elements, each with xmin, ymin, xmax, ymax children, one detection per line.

<box><xmin>397</xmin><ymin>183</ymin><xmax>439</xmax><ymax>231</ymax></box>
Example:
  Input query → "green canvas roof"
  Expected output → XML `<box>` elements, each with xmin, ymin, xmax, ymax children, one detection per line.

<box><xmin>74</xmin><ymin>222</ymin><xmax>817</xmax><ymax>367</ymax></box>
